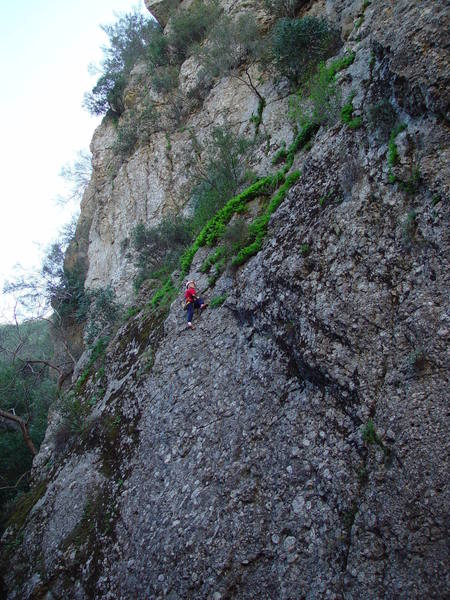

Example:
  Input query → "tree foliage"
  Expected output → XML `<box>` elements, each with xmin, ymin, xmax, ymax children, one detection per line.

<box><xmin>131</xmin><ymin>217</ymin><xmax>193</xmax><ymax>292</ymax></box>
<box><xmin>4</xmin><ymin>221</ymin><xmax>88</xmax><ymax>327</ymax></box>
<box><xmin>196</xmin><ymin>12</ymin><xmax>263</xmax><ymax>97</ymax></box>
<box><xmin>289</xmin><ymin>61</ymin><xmax>342</xmax><ymax>127</ymax></box>
<box><xmin>189</xmin><ymin>125</ymin><xmax>253</xmax><ymax>217</ymax></box>
<box><xmin>84</xmin><ymin>287</ymin><xmax>122</xmax><ymax>346</ymax></box>
<box><xmin>84</xmin><ymin>10</ymin><xmax>161</xmax><ymax>116</ymax></box>
<box><xmin>83</xmin><ymin>2</ymin><xmax>221</xmax><ymax>117</ymax></box>
<box><xmin>58</xmin><ymin>150</ymin><xmax>92</xmax><ymax>205</ymax></box>
<box><xmin>271</xmin><ymin>16</ymin><xmax>340</xmax><ymax>83</ymax></box>
<box><xmin>0</xmin><ymin>321</ymin><xmax>57</xmax><ymax>522</ymax></box>
<box><xmin>131</xmin><ymin>125</ymin><xmax>253</xmax><ymax>291</ymax></box>
<box><xmin>167</xmin><ymin>0</ymin><xmax>221</xmax><ymax>63</ymax></box>
<box><xmin>263</xmin><ymin>0</ymin><xmax>308</xmax><ymax>18</ymax></box>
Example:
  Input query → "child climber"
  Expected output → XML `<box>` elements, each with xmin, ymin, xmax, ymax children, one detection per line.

<box><xmin>184</xmin><ymin>280</ymin><xmax>208</xmax><ymax>329</ymax></box>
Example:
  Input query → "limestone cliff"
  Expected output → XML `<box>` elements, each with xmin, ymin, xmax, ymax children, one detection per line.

<box><xmin>1</xmin><ymin>1</ymin><xmax>449</xmax><ymax>599</ymax></box>
<box><xmin>70</xmin><ymin>0</ymin><xmax>288</xmax><ymax>305</ymax></box>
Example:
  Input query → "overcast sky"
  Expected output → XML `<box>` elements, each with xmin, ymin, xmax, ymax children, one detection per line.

<box><xmin>0</xmin><ymin>0</ymin><xmax>148</xmax><ymax>322</ymax></box>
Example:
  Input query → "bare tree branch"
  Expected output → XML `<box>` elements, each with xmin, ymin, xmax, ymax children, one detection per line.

<box><xmin>0</xmin><ymin>470</ymin><xmax>30</xmax><ymax>491</ymax></box>
<box><xmin>0</xmin><ymin>409</ymin><xmax>37</xmax><ymax>456</ymax></box>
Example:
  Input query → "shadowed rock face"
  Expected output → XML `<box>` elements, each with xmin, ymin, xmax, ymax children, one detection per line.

<box><xmin>2</xmin><ymin>1</ymin><xmax>449</xmax><ymax>598</ymax></box>
<box><xmin>144</xmin><ymin>0</ymin><xmax>180</xmax><ymax>27</ymax></box>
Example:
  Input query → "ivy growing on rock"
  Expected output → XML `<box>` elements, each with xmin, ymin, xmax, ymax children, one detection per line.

<box><xmin>289</xmin><ymin>53</ymin><xmax>355</xmax><ymax>130</ymax></box>
<box><xmin>387</xmin><ymin>123</ymin><xmax>407</xmax><ymax>183</ymax></box>
<box><xmin>340</xmin><ymin>91</ymin><xmax>363</xmax><ymax>129</ymax></box>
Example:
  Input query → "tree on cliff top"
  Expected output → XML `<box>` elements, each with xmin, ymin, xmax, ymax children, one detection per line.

<box><xmin>83</xmin><ymin>10</ymin><xmax>160</xmax><ymax>116</ymax></box>
<box><xmin>195</xmin><ymin>12</ymin><xmax>265</xmax><ymax>101</ymax></box>
<box><xmin>270</xmin><ymin>16</ymin><xmax>340</xmax><ymax>84</ymax></box>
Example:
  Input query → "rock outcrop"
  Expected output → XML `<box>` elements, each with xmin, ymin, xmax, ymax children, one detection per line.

<box><xmin>2</xmin><ymin>1</ymin><xmax>449</xmax><ymax>598</ymax></box>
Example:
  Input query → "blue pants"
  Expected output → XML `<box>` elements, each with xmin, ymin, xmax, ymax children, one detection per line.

<box><xmin>187</xmin><ymin>298</ymin><xmax>204</xmax><ymax>322</ymax></box>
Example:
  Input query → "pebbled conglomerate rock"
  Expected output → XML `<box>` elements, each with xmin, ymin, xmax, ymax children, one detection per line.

<box><xmin>2</xmin><ymin>0</ymin><xmax>449</xmax><ymax>598</ymax></box>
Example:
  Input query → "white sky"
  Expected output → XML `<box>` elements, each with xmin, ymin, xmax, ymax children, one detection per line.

<box><xmin>0</xmin><ymin>0</ymin><xmax>148</xmax><ymax>322</ymax></box>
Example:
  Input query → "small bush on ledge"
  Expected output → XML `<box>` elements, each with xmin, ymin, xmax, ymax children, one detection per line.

<box><xmin>271</xmin><ymin>16</ymin><xmax>340</xmax><ymax>84</ymax></box>
<box><xmin>210</xmin><ymin>294</ymin><xmax>228</xmax><ymax>308</ymax></box>
<box><xmin>340</xmin><ymin>91</ymin><xmax>363</xmax><ymax>129</ymax></box>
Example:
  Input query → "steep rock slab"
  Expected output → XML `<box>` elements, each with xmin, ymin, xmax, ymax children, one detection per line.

<box><xmin>2</xmin><ymin>0</ymin><xmax>449</xmax><ymax>598</ymax></box>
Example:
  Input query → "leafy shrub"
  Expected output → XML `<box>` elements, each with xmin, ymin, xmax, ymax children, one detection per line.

<box><xmin>168</xmin><ymin>0</ymin><xmax>221</xmax><ymax>63</ymax></box>
<box><xmin>272</xmin><ymin>142</ymin><xmax>287</xmax><ymax>165</ymax></box>
<box><xmin>289</xmin><ymin>62</ymin><xmax>342</xmax><ymax>128</ymax></box>
<box><xmin>75</xmin><ymin>337</ymin><xmax>109</xmax><ymax>394</ymax></box>
<box><xmin>179</xmin><ymin>174</ymin><xmax>277</xmax><ymax>276</ymax></box>
<box><xmin>222</xmin><ymin>218</ymin><xmax>250</xmax><ymax>254</ymax></box>
<box><xmin>84</xmin><ymin>11</ymin><xmax>161</xmax><ymax>116</ymax></box>
<box><xmin>57</xmin><ymin>392</ymin><xmax>88</xmax><ymax>435</ymax></box>
<box><xmin>431</xmin><ymin>194</ymin><xmax>441</xmax><ymax>207</ymax></box>
<box><xmin>362</xmin><ymin>419</ymin><xmax>381</xmax><ymax>445</ymax></box>
<box><xmin>131</xmin><ymin>217</ymin><xmax>192</xmax><ymax>292</ymax></box>
<box><xmin>188</xmin><ymin>126</ymin><xmax>254</xmax><ymax>231</ymax></box>
<box><xmin>84</xmin><ymin>288</ymin><xmax>121</xmax><ymax>346</ymax></box>
<box><xmin>340</xmin><ymin>91</ymin><xmax>363</xmax><ymax>129</ymax></box>
<box><xmin>387</xmin><ymin>123</ymin><xmax>407</xmax><ymax>183</ymax></box>
<box><xmin>124</xmin><ymin>306</ymin><xmax>140</xmax><ymax>320</ymax></box>
<box><xmin>150</xmin><ymin>65</ymin><xmax>179</xmax><ymax>94</ymax></box>
<box><xmin>113</xmin><ymin>113</ymin><xmax>139</xmax><ymax>156</ymax></box>
<box><xmin>146</xmin><ymin>27</ymin><xmax>170</xmax><ymax>69</ymax></box>
<box><xmin>283</xmin><ymin>121</ymin><xmax>320</xmax><ymax>169</ymax></box>
<box><xmin>196</xmin><ymin>12</ymin><xmax>262</xmax><ymax>81</ymax></box>
<box><xmin>150</xmin><ymin>275</ymin><xmax>177</xmax><ymax>309</ymax></box>
<box><xmin>138</xmin><ymin>1</ymin><xmax>221</xmax><ymax>123</ymax></box>
<box><xmin>41</xmin><ymin>249</ymin><xmax>89</xmax><ymax>324</ymax></box>
<box><xmin>201</xmin><ymin>247</ymin><xmax>226</xmax><ymax>273</ymax></box>
<box><xmin>271</xmin><ymin>16</ymin><xmax>340</xmax><ymax>83</ymax></box>
<box><xmin>318</xmin><ymin>190</ymin><xmax>332</xmax><ymax>207</ymax></box>
<box><xmin>132</xmin><ymin>218</ymin><xmax>192</xmax><ymax>258</ymax></box>
<box><xmin>263</xmin><ymin>0</ymin><xmax>307</xmax><ymax>18</ymax></box>
<box><xmin>208</xmin><ymin>258</ymin><xmax>226</xmax><ymax>287</ymax></box>
<box><xmin>210</xmin><ymin>294</ymin><xmax>228</xmax><ymax>308</ymax></box>
<box><xmin>355</xmin><ymin>15</ymin><xmax>364</xmax><ymax>30</ymax></box>
<box><xmin>388</xmin><ymin>123</ymin><xmax>407</xmax><ymax>167</ymax></box>
<box><xmin>250</xmin><ymin>98</ymin><xmax>266</xmax><ymax>136</ymax></box>
<box><xmin>328</xmin><ymin>52</ymin><xmax>356</xmax><ymax>74</ymax></box>
<box><xmin>200</xmin><ymin>218</ymin><xmax>249</xmax><ymax>278</ymax></box>
<box><xmin>289</xmin><ymin>53</ymin><xmax>355</xmax><ymax>130</ymax></box>
<box><xmin>300</xmin><ymin>243</ymin><xmax>310</xmax><ymax>256</ymax></box>
<box><xmin>399</xmin><ymin>166</ymin><xmax>421</xmax><ymax>196</ymax></box>
<box><xmin>232</xmin><ymin>170</ymin><xmax>301</xmax><ymax>266</ymax></box>
<box><xmin>154</xmin><ymin>112</ymin><xmax>319</xmax><ymax>302</ymax></box>
<box><xmin>137</xmin><ymin>100</ymin><xmax>162</xmax><ymax>142</ymax></box>
<box><xmin>132</xmin><ymin>125</ymin><xmax>253</xmax><ymax>291</ymax></box>
<box><xmin>84</xmin><ymin>73</ymin><xmax>127</xmax><ymax>118</ymax></box>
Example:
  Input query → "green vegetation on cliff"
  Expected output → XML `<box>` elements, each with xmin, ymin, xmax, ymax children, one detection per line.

<box><xmin>6</xmin><ymin>8</ymin><xmax>362</xmax><ymax>482</ymax></box>
<box><xmin>0</xmin><ymin>320</ymin><xmax>57</xmax><ymax>528</ymax></box>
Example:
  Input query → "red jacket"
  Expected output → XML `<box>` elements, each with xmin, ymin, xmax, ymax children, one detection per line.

<box><xmin>185</xmin><ymin>287</ymin><xmax>197</xmax><ymax>302</ymax></box>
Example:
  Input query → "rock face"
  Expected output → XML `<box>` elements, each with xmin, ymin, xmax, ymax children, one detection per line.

<box><xmin>2</xmin><ymin>0</ymin><xmax>449</xmax><ymax>598</ymax></box>
<box><xmin>68</xmin><ymin>0</ymin><xmax>298</xmax><ymax>305</ymax></box>
<box><xmin>144</xmin><ymin>0</ymin><xmax>181</xmax><ymax>27</ymax></box>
